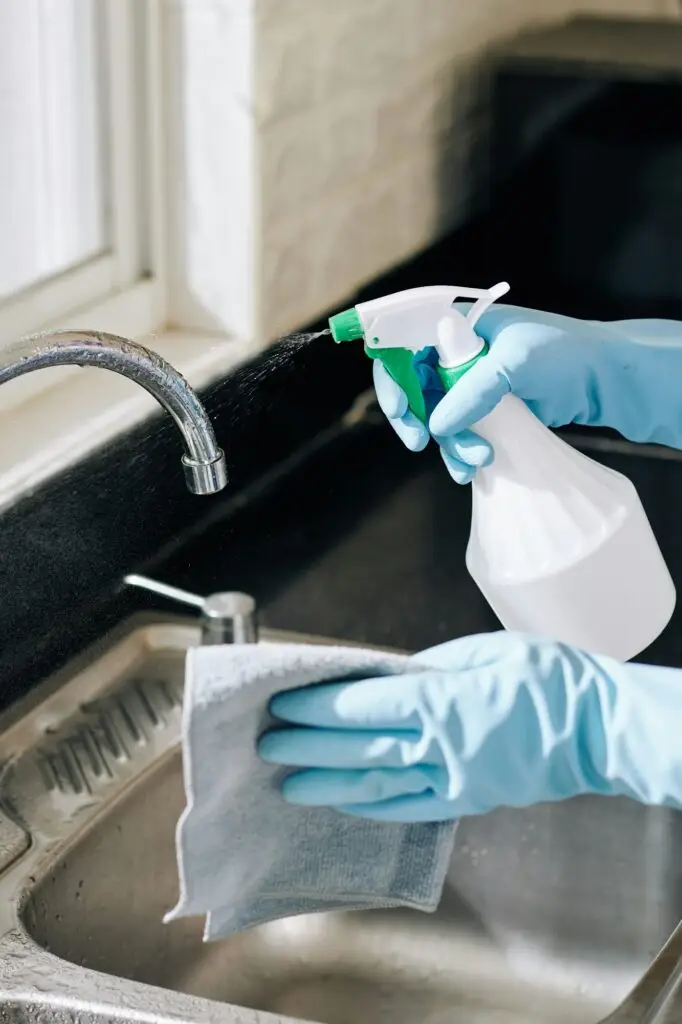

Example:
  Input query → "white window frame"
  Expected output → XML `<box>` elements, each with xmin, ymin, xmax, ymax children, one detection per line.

<box><xmin>0</xmin><ymin>0</ymin><xmax>166</xmax><ymax>346</ymax></box>
<box><xmin>0</xmin><ymin>0</ymin><xmax>256</xmax><ymax>509</ymax></box>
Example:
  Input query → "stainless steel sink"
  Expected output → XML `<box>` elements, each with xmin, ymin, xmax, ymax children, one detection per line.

<box><xmin>0</xmin><ymin>616</ymin><xmax>680</xmax><ymax>1023</ymax></box>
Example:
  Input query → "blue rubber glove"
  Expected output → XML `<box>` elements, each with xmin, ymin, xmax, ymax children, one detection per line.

<box><xmin>373</xmin><ymin>353</ymin><xmax>494</xmax><ymax>484</ymax></box>
<box><xmin>374</xmin><ymin>306</ymin><xmax>682</xmax><ymax>484</ymax></box>
<box><xmin>258</xmin><ymin>632</ymin><xmax>682</xmax><ymax>822</ymax></box>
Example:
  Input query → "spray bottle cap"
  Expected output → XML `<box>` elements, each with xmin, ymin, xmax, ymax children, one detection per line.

<box><xmin>329</xmin><ymin>308</ymin><xmax>363</xmax><ymax>343</ymax></box>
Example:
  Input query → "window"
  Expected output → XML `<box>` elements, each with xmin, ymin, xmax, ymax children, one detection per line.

<box><xmin>0</xmin><ymin>0</ymin><xmax>163</xmax><ymax>345</ymax></box>
<box><xmin>0</xmin><ymin>0</ymin><xmax>251</xmax><ymax>504</ymax></box>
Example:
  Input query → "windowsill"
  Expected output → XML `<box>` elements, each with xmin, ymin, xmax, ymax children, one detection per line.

<box><xmin>0</xmin><ymin>329</ymin><xmax>256</xmax><ymax>514</ymax></box>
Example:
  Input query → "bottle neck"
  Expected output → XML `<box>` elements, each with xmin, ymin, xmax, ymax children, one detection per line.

<box><xmin>437</xmin><ymin>342</ymin><xmax>488</xmax><ymax>389</ymax></box>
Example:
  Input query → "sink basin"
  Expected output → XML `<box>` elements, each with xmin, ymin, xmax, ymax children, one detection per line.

<box><xmin>23</xmin><ymin>750</ymin><xmax>593</xmax><ymax>1023</ymax></box>
<box><xmin>0</xmin><ymin>616</ymin><xmax>680</xmax><ymax>1023</ymax></box>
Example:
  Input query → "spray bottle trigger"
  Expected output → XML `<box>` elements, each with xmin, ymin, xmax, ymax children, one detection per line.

<box><xmin>365</xmin><ymin>344</ymin><xmax>428</xmax><ymax>425</ymax></box>
<box><xmin>465</xmin><ymin>281</ymin><xmax>510</xmax><ymax>328</ymax></box>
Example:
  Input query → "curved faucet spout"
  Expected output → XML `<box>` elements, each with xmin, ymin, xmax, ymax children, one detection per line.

<box><xmin>0</xmin><ymin>330</ymin><xmax>227</xmax><ymax>495</ymax></box>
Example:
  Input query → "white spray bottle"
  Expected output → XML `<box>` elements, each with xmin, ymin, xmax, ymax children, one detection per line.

<box><xmin>329</xmin><ymin>282</ymin><xmax>676</xmax><ymax>660</ymax></box>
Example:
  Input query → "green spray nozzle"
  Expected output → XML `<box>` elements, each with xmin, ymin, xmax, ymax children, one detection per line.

<box><xmin>330</xmin><ymin>306</ymin><xmax>428</xmax><ymax>422</ymax></box>
<box><xmin>329</xmin><ymin>308</ymin><xmax>364</xmax><ymax>343</ymax></box>
<box><xmin>328</xmin><ymin>283</ymin><xmax>509</xmax><ymax>426</ymax></box>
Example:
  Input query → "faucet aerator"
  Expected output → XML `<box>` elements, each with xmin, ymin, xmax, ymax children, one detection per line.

<box><xmin>182</xmin><ymin>451</ymin><xmax>228</xmax><ymax>495</ymax></box>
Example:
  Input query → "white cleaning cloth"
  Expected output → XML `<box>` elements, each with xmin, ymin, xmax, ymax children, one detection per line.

<box><xmin>165</xmin><ymin>642</ymin><xmax>457</xmax><ymax>939</ymax></box>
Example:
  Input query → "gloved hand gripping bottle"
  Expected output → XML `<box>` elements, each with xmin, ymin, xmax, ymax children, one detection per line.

<box><xmin>329</xmin><ymin>282</ymin><xmax>676</xmax><ymax>661</ymax></box>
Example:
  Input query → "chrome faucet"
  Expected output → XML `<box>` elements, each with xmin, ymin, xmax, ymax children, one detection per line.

<box><xmin>0</xmin><ymin>330</ymin><xmax>227</xmax><ymax>494</ymax></box>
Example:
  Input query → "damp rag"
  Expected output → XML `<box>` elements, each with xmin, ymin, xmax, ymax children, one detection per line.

<box><xmin>165</xmin><ymin>641</ymin><xmax>457</xmax><ymax>939</ymax></box>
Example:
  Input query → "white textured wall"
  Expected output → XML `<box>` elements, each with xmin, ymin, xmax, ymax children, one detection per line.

<box><xmin>254</xmin><ymin>0</ymin><xmax>679</xmax><ymax>340</ymax></box>
<box><xmin>165</xmin><ymin>0</ymin><xmax>680</xmax><ymax>343</ymax></box>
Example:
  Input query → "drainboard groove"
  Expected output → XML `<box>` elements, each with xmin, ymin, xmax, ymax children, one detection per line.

<box><xmin>106</xmin><ymin>677</ymin><xmax>182</xmax><ymax>743</ymax></box>
<box><xmin>38</xmin><ymin>754</ymin><xmax>63</xmax><ymax>793</ymax></box>
<box><xmin>31</xmin><ymin>667</ymin><xmax>184</xmax><ymax>798</ymax></box>
<box><xmin>64</xmin><ymin>738</ymin><xmax>93</xmax><ymax>795</ymax></box>
<box><xmin>76</xmin><ymin>725</ymin><xmax>113</xmax><ymax>781</ymax></box>
<box><xmin>45</xmin><ymin>746</ymin><xmax>85</xmax><ymax>795</ymax></box>
<box><xmin>92</xmin><ymin>708</ymin><xmax>130</xmax><ymax>763</ymax></box>
<box><xmin>113</xmin><ymin>692</ymin><xmax>147</xmax><ymax>745</ymax></box>
<box><xmin>37</xmin><ymin>756</ymin><xmax>58</xmax><ymax>793</ymax></box>
<box><xmin>133</xmin><ymin>679</ymin><xmax>164</xmax><ymax>729</ymax></box>
<box><xmin>158</xmin><ymin>677</ymin><xmax>182</xmax><ymax>709</ymax></box>
<box><xmin>136</xmin><ymin>681</ymin><xmax>160</xmax><ymax>727</ymax></box>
